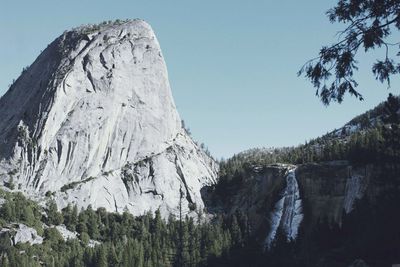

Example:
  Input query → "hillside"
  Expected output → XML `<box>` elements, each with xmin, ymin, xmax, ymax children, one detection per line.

<box><xmin>0</xmin><ymin>18</ymin><xmax>400</xmax><ymax>267</ymax></box>
<box><xmin>218</xmin><ymin>94</ymin><xmax>400</xmax><ymax>175</ymax></box>
<box><xmin>0</xmin><ymin>187</ymin><xmax>239</xmax><ymax>266</ymax></box>
<box><xmin>203</xmin><ymin>94</ymin><xmax>400</xmax><ymax>266</ymax></box>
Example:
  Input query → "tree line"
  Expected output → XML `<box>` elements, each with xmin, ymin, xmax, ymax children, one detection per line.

<box><xmin>0</xmin><ymin>189</ymin><xmax>252</xmax><ymax>267</ymax></box>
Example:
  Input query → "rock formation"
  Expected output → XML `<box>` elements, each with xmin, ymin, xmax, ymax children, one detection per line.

<box><xmin>0</xmin><ymin>20</ymin><xmax>217</xmax><ymax>217</ymax></box>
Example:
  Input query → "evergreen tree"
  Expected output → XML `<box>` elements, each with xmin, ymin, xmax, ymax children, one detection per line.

<box><xmin>299</xmin><ymin>0</ymin><xmax>400</xmax><ymax>104</ymax></box>
<box><xmin>46</xmin><ymin>199</ymin><xmax>63</xmax><ymax>225</ymax></box>
<box><xmin>230</xmin><ymin>214</ymin><xmax>243</xmax><ymax>247</ymax></box>
<box><xmin>96</xmin><ymin>245</ymin><xmax>108</xmax><ymax>267</ymax></box>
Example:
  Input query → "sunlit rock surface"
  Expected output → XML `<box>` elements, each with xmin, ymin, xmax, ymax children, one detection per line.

<box><xmin>0</xmin><ymin>224</ymin><xmax>43</xmax><ymax>245</ymax></box>
<box><xmin>0</xmin><ymin>20</ymin><xmax>217</xmax><ymax>217</ymax></box>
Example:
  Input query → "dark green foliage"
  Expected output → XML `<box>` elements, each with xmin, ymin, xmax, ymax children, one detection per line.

<box><xmin>0</xmin><ymin>191</ymin><xmax>42</xmax><ymax>232</ymax></box>
<box><xmin>62</xmin><ymin>204</ymin><xmax>79</xmax><ymax>231</ymax></box>
<box><xmin>46</xmin><ymin>199</ymin><xmax>63</xmax><ymax>225</ymax></box>
<box><xmin>0</xmin><ymin>231</ymin><xmax>12</xmax><ymax>252</ymax></box>
<box><xmin>0</xmin><ymin>187</ymin><xmax>242</xmax><ymax>267</ymax></box>
<box><xmin>0</xmin><ymin>138</ymin><xmax>398</xmax><ymax>267</ymax></box>
<box><xmin>383</xmin><ymin>93</ymin><xmax>400</xmax><ymax>124</ymax></box>
<box><xmin>207</xmin><ymin>162</ymin><xmax>400</xmax><ymax>267</ymax></box>
<box><xmin>0</xmin><ymin>102</ymin><xmax>398</xmax><ymax>266</ymax></box>
<box><xmin>60</xmin><ymin>176</ymin><xmax>95</xmax><ymax>192</ymax></box>
<box><xmin>218</xmin><ymin>95</ymin><xmax>400</xmax><ymax>189</ymax></box>
<box><xmin>44</xmin><ymin>227</ymin><xmax>64</xmax><ymax>245</ymax></box>
<box><xmin>299</xmin><ymin>0</ymin><xmax>400</xmax><ymax>104</ymax></box>
<box><xmin>207</xmin><ymin>94</ymin><xmax>400</xmax><ymax>266</ymax></box>
<box><xmin>5</xmin><ymin>176</ymin><xmax>15</xmax><ymax>190</ymax></box>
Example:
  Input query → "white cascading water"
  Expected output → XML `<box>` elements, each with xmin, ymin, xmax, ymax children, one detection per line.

<box><xmin>265</xmin><ymin>167</ymin><xmax>303</xmax><ymax>250</ymax></box>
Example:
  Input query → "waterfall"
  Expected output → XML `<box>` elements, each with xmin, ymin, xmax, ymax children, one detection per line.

<box><xmin>264</xmin><ymin>167</ymin><xmax>303</xmax><ymax>250</ymax></box>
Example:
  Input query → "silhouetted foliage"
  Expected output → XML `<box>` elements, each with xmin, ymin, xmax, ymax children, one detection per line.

<box><xmin>299</xmin><ymin>0</ymin><xmax>400</xmax><ymax>104</ymax></box>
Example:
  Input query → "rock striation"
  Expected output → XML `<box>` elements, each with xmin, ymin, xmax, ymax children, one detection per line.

<box><xmin>0</xmin><ymin>20</ymin><xmax>217</xmax><ymax>217</ymax></box>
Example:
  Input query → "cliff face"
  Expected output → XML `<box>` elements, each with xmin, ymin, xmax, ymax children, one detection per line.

<box><xmin>204</xmin><ymin>164</ymin><xmax>295</xmax><ymax>246</ymax></box>
<box><xmin>204</xmin><ymin>164</ymin><xmax>287</xmax><ymax>233</ymax></box>
<box><xmin>206</xmin><ymin>160</ymin><xmax>386</xmax><ymax>247</ymax></box>
<box><xmin>0</xmin><ymin>20</ymin><xmax>217</xmax><ymax>217</ymax></box>
<box><xmin>296</xmin><ymin>161</ymin><xmax>371</xmax><ymax>224</ymax></box>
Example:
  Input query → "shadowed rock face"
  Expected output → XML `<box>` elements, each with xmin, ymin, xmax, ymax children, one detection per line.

<box><xmin>205</xmin><ymin>161</ymin><xmax>376</xmax><ymax>245</ymax></box>
<box><xmin>0</xmin><ymin>20</ymin><xmax>217</xmax><ymax>217</ymax></box>
<box><xmin>296</xmin><ymin>161</ymin><xmax>370</xmax><ymax>224</ymax></box>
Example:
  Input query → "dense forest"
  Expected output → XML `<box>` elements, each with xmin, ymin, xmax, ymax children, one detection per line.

<box><xmin>218</xmin><ymin>94</ymin><xmax>400</xmax><ymax>184</ymax></box>
<box><xmin>208</xmin><ymin>94</ymin><xmax>400</xmax><ymax>266</ymax></box>
<box><xmin>0</xmin><ymin>95</ymin><xmax>399</xmax><ymax>266</ymax></box>
<box><xmin>0</xmin><ymin>189</ymin><xmax>254</xmax><ymax>267</ymax></box>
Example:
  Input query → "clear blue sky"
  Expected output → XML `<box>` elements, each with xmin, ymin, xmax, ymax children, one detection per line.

<box><xmin>1</xmin><ymin>1</ymin><xmax>399</xmax><ymax>159</ymax></box>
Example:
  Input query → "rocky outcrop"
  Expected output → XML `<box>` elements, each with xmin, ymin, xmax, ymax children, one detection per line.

<box><xmin>14</xmin><ymin>224</ymin><xmax>43</xmax><ymax>245</ymax></box>
<box><xmin>0</xmin><ymin>20</ymin><xmax>217</xmax><ymax>217</ymax></box>
<box><xmin>0</xmin><ymin>224</ymin><xmax>43</xmax><ymax>245</ymax></box>
<box><xmin>296</xmin><ymin>161</ymin><xmax>370</xmax><ymax>224</ymax></box>
<box><xmin>53</xmin><ymin>225</ymin><xmax>100</xmax><ymax>247</ymax></box>
<box><xmin>54</xmin><ymin>225</ymin><xmax>77</xmax><ymax>241</ymax></box>
<box><xmin>206</xmin><ymin>160</ymin><xmax>378</xmax><ymax>247</ymax></box>
<box><xmin>203</xmin><ymin>164</ymin><xmax>292</xmax><ymax>244</ymax></box>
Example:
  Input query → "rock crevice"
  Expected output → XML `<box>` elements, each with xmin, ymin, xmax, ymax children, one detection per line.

<box><xmin>0</xmin><ymin>20</ymin><xmax>218</xmax><ymax>217</ymax></box>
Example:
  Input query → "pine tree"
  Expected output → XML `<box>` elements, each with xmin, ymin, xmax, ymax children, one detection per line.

<box><xmin>46</xmin><ymin>200</ymin><xmax>63</xmax><ymax>225</ymax></box>
<box><xmin>1</xmin><ymin>197</ymin><xmax>15</xmax><ymax>221</ymax></box>
<box><xmin>230</xmin><ymin>214</ymin><xmax>242</xmax><ymax>247</ymax></box>
<box><xmin>86</xmin><ymin>205</ymin><xmax>100</xmax><ymax>239</ymax></box>
<box><xmin>175</xmin><ymin>186</ymin><xmax>185</xmax><ymax>267</ymax></box>
<box><xmin>96</xmin><ymin>245</ymin><xmax>108</xmax><ymax>267</ymax></box>
<box><xmin>0</xmin><ymin>255</ymin><xmax>10</xmax><ymax>267</ymax></box>
<box><xmin>0</xmin><ymin>232</ymin><xmax>12</xmax><ymax>252</ymax></box>
<box><xmin>21</xmin><ymin>204</ymin><xmax>35</xmax><ymax>226</ymax></box>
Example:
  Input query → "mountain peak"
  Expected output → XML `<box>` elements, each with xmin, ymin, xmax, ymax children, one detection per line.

<box><xmin>70</xmin><ymin>19</ymin><xmax>151</xmax><ymax>34</ymax></box>
<box><xmin>0</xmin><ymin>20</ymin><xmax>217</xmax><ymax>217</ymax></box>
